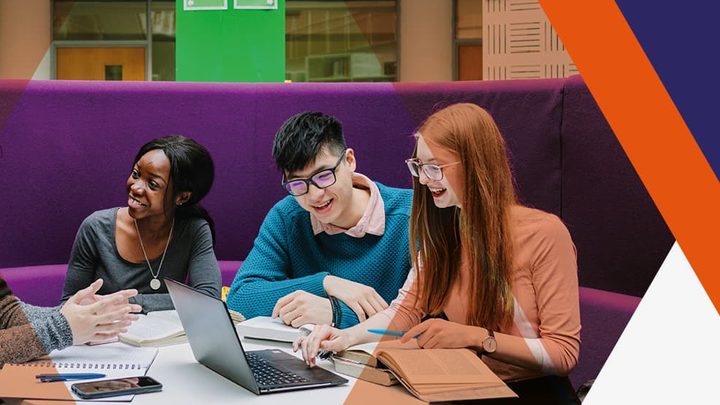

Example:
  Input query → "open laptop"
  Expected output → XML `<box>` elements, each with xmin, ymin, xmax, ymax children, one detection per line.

<box><xmin>165</xmin><ymin>278</ymin><xmax>348</xmax><ymax>394</ymax></box>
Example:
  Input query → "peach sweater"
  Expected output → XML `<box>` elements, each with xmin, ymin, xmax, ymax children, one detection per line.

<box><xmin>381</xmin><ymin>206</ymin><xmax>581</xmax><ymax>381</ymax></box>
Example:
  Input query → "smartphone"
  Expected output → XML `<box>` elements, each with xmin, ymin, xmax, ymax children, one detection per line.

<box><xmin>71</xmin><ymin>376</ymin><xmax>162</xmax><ymax>399</ymax></box>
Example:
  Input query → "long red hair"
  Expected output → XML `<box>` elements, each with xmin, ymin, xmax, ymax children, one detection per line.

<box><xmin>410</xmin><ymin>103</ymin><xmax>518</xmax><ymax>330</ymax></box>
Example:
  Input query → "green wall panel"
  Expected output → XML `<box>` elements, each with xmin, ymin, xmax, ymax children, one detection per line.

<box><xmin>176</xmin><ymin>0</ymin><xmax>285</xmax><ymax>82</ymax></box>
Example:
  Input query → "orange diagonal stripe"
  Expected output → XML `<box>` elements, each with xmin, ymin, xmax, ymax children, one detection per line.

<box><xmin>539</xmin><ymin>0</ymin><xmax>720</xmax><ymax>311</ymax></box>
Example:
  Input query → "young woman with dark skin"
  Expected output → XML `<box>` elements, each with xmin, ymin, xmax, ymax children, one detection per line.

<box><xmin>62</xmin><ymin>136</ymin><xmax>221</xmax><ymax>313</ymax></box>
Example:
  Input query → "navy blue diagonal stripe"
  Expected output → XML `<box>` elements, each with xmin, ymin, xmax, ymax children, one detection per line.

<box><xmin>614</xmin><ymin>1</ymin><xmax>720</xmax><ymax>180</ymax></box>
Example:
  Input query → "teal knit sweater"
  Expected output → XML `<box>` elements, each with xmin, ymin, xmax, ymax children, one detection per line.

<box><xmin>227</xmin><ymin>182</ymin><xmax>412</xmax><ymax>329</ymax></box>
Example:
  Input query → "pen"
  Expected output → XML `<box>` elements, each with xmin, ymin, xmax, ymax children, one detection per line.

<box><xmin>36</xmin><ymin>373</ymin><xmax>106</xmax><ymax>382</ymax></box>
<box><xmin>367</xmin><ymin>329</ymin><xmax>421</xmax><ymax>338</ymax></box>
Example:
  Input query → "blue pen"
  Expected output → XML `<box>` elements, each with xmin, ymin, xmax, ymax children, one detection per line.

<box><xmin>36</xmin><ymin>373</ymin><xmax>106</xmax><ymax>382</ymax></box>
<box><xmin>367</xmin><ymin>329</ymin><xmax>420</xmax><ymax>338</ymax></box>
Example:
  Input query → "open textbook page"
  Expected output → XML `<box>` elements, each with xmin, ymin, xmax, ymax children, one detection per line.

<box><xmin>120</xmin><ymin>310</ymin><xmax>185</xmax><ymax>347</ymax></box>
<box><xmin>119</xmin><ymin>309</ymin><xmax>245</xmax><ymax>347</ymax></box>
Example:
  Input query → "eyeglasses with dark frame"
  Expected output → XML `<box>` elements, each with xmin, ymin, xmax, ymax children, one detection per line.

<box><xmin>282</xmin><ymin>150</ymin><xmax>347</xmax><ymax>196</ymax></box>
<box><xmin>405</xmin><ymin>158</ymin><xmax>460</xmax><ymax>181</ymax></box>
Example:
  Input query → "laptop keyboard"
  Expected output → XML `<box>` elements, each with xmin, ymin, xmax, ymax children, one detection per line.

<box><xmin>246</xmin><ymin>352</ymin><xmax>310</xmax><ymax>387</ymax></box>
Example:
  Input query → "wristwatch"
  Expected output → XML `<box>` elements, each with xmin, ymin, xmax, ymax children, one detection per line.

<box><xmin>481</xmin><ymin>329</ymin><xmax>497</xmax><ymax>355</ymax></box>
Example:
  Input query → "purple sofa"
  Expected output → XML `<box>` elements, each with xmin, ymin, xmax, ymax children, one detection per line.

<box><xmin>0</xmin><ymin>76</ymin><xmax>672</xmax><ymax>388</ymax></box>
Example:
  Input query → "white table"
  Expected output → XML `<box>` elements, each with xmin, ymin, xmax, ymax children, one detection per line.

<box><xmin>8</xmin><ymin>338</ymin><xmax>421</xmax><ymax>405</ymax></box>
<box><xmin>130</xmin><ymin>338</ymin><xmax>357</xmax><ymax>404</ymax></box>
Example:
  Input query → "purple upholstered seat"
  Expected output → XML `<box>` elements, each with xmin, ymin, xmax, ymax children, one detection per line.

<box><xmin>574</xmin><ymin>287</ymin><xmax>641</xmax><ymax>387</ymax></box>
<box><xmin>1</xmin><ymin>265</ymin><xmax>68</xmax><ymax>307</ymax></box>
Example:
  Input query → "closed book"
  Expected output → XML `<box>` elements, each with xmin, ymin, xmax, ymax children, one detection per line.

<box><xmin>336</xmin><ymin>343</ymin><xmax>379</xmax><ymax>368</ymax></box>
<box><xmin>235</xmin><ymin>316</ymin><xmax>313</xmax><ymax>342</ymax></box>
<box><xmin>332</xmin><ymin>356</ymin><xmax>397</xmax><ymax>386</ymax></box>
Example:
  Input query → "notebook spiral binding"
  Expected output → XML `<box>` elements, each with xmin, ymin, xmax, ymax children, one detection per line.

<box><xmin>16</xmin><ymin>361</ymin><xmax>142</xmax><ymax>370</ymax></box>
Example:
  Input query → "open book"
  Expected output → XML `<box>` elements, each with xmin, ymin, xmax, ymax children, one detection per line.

<box><xmin>120</xmin><ymin>309</ymin><xmax>245</xmax><ymax>347</ymax></box>
<box><xmin>120</xmin><ymin>310</ymin><xmax>185</xmax><ymax>347</ymax></box>
<box><xmin>0</xmin><ymin>343</ymin><xmax>158</xmax><ymax>402</ymax></box>
<box><xmin>333</xmin><ymin>340</ymin><xmax>516</xmax><ymax>402</ymax></box>
<box><xmin>235</xmin><ymin>316</ymin><xmax>314</xmax><ymax>342</ymax></box>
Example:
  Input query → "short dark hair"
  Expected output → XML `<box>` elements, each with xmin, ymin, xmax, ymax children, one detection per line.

<box><xmin>272</xmin><ymin>112</ymin><xmax>347</xmax><ymax>173</ymax></box>
<box><xmin>134</xmin><ymin>135</ymin><xmax>216</xmax><ymax>243</ymax></box>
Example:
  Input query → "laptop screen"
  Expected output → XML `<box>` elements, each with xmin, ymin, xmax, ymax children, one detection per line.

<box><xmin>165</xmin><ymin>278</ymin><xmax>260</xmax><ymax>394</ymax></box>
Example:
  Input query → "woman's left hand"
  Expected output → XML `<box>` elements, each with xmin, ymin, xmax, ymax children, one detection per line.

<box><xmin>400</xmin><ymin>319</ymin><xmax>483</xmax><ymax>349</ymax></box>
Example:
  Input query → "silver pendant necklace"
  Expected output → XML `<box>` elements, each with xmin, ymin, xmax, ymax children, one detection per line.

<box><xmin>134</xmin><ymin>217</ymin><xmax>174</xmax><ymax>290</ymax></box>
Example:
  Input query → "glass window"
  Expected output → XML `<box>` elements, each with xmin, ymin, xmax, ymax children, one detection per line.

<box><xmin>53</xmin><ymin>0</ymin><xmax>148</xmax><ymax>41</ymax></box>
<box><xmin>455</xmin><ymin>0</ymin><xmax>482</xmax><ymax>80</ymax></box>
<box><xmin>286</xmin><ymin>0</ymin><xmax>398</xmax><ymax>82</ymax></box>
<box><xmin>52</xmin><ymin>0</ymin><xmax>175</xmax><ymax>81</ymax></box>
<box><xmin>151</xmin><ymin>0</ymin><xmax>176</xmax><ymax>81</ymax></box>
<box><xmin>456</xmin><ymin>0</ymin><xmax>482</xmax><ymax>40</ymax></box>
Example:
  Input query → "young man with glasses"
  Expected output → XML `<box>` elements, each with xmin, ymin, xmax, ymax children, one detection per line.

<box><xmin>227</xmin><ymin>112</ymin><xmax>412</xmax><ymax>329</ymax></box>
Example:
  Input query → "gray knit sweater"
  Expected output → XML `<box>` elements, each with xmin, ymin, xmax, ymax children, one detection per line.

<box><xmin>62</xmin><ymin>208</ymin><xmax>221</xmax><ymax>313</ymax></box>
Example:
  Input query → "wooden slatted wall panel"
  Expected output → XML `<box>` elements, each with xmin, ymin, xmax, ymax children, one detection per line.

<box><xmin>483</xmin><ymin>0</ymin><xmax>577</xmax><ymax>80</ymax></box>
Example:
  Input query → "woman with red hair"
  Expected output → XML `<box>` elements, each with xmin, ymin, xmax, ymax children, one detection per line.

<box><xmin>295</xmin><ymin>103</ymin><xmax>581</xmax><ymax>404</ymax></box>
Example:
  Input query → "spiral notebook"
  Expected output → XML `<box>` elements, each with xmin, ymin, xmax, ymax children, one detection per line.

<box><xmin>0</xmin><ymin>343</ymin><xmax>158</xmax><ymax>401</ymax></box>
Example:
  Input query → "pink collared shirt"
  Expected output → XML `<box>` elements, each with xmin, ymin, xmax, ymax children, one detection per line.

<box><xmin>310</xmin><ymin>173</ymin><xmax>385</xmax><ymax>237</ymax></box>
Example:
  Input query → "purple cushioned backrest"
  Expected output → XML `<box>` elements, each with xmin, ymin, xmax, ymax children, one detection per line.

<box><xmin>560</xmin><ymin>76</ymin><xmax>674</xmax><ymax>296</ymax></box>
<box><xmin>1</xmin><ymin>261</ymin><xmax>243</xmax><ymax>306</ymax></box>
<box><xmin>0</xmin><ymin>79</ymin><xmax>563</xmax><ymax>269</ymax></box>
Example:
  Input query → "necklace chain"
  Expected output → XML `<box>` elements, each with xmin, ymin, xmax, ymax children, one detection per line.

<box><xmin>134</xmin><ymin>217</ymin><xmax>174</xmax><ymax>281</ymax></box>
